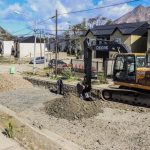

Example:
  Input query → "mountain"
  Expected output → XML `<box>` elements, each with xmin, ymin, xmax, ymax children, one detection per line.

<box><xmin>0</xmin><ymin>26</ymin><xmax>13</xmax><ymax>40</ymax></box>
<box><xmin>114</xmin><ymin>5</ymin><xmax>150</xmax><ymax>24</ymax></box>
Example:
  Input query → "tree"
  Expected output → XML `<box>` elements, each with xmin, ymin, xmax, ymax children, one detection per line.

<box><xmin>106</xmin><ymin>19</ymin><xmax>113</xmax><ymax>25</ymax></box>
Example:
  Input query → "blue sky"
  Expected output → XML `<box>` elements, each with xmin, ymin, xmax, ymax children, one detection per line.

<box><xmin>0</xmin><ymin>0</ymin><xmax>149</xmax><ymax>36</ymax></box>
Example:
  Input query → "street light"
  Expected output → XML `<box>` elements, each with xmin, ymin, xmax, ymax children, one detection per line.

<box><xmin>55</xmin><ymin>10</ymin><xmax>58</xmax><ymax>78</ymax></box>
<box><xmin>13</xmin><ymin>11</ymin><xmax>37</xmax><ymax>74</ymax></box>
<box><xmin>46</xmin><ymin>12</ymin><xmax>58</xmax><ymax>78</ymax></box>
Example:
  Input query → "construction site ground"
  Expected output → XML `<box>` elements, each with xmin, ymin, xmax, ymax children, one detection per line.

<box><xmin>0</xmin><ymin>73</ymin><xmax>149</xmax><ymax>150</ymax></box>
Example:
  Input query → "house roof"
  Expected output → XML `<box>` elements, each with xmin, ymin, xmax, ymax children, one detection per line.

<box><xmin>17</xmin><ymin>36</ymin><xmax>44</xmax><ymax>43</ymax></box>
<box><xmin>85</xmin><ymin>22</ymin><xmax>149</xmax><ymax>36</ymax></box>
<box><xmin>0</xmin><ymin>26</ymin><xmax>13</xmax><ymax>40</ymax></box>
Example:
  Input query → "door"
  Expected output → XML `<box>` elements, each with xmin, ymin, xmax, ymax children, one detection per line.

<box><xmin>113</xmin><ymin>55</ymin><xmax>136</xmax><ymax>83</ymax></box>
<box><xmin>126</xmin><ymin>55</ymin><xmax>136</xmax><ymax>83</ymax></box>
<box><xmin>113</xmin><ymin>55</ymin><xmax>126</xmax><ymax>82</ymax></box>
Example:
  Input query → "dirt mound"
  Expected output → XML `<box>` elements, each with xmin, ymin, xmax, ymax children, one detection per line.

<box><xmin>45</xmin><ymin>94</ymin><xmax>103</xmax><ymax>120</ymax></box>
<box><xmin>0</xmin><ymin>74</ymin><xmax>32</xmax><ymax>92</ymax></box>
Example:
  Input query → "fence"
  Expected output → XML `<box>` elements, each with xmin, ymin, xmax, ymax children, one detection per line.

<box><xmin>71</xmin><ymin>59</ymin><xmax>103</xmax><ymax>74</ymax></box>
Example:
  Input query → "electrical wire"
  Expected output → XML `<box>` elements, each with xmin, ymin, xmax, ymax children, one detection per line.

<box><xmin>58</xmin><ymin>0</ymin><xmax>140</xmax><ymax>15</ymax></box>
<box><xmin>12</xmin><ymin>16</ymin><xmax>55</xmax><ymax>34</ymax></box>
<box><xmin>11</xmin><ymin>0</ymin><xmax>140</xmax><ymax>34</ymax></box>
<box><xmin>15</xmin><ymin>31</ymin><xmax>34</xmax><ymax>37</ymax></box>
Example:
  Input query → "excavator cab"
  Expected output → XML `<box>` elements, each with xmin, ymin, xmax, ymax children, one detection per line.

<box><xmin>113</xmin><ymin>54</ymin><xmax>136</xmax><ymax>83</ymax></box>
<box><xmin>113</xmin><ymin>54</ymin><xmax>145</xmax><ymax>83</ymax></box>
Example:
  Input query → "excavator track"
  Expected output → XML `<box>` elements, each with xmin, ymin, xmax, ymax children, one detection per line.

<box><xmin>100</xmin><ymin>87</ymin><xmax>150</xmax><ymax>107</ymax></box>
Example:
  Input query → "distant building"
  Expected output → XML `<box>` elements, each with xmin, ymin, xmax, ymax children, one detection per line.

<box><xmin>84</xmin><ymin>22</ymin><xmax>149</xmax><ymax>59</ymax></box>
<box><xmin>15</xmin><ymin>36</ymin><xmax>45</xmax><ymax>58</ymax></box>
<box><xmin>147</xmin><ymin>26</ymin><xmax>150</xmax><ymax>50</ymax></box>
<box><xmin>0</xmin><ymin>26</ymin><xmax>14</xmax><ymax>56</ymax></box>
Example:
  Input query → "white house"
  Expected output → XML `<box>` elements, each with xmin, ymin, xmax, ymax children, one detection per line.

<box><xmin>0</xmin><ymin>40</ymin><xmax>14</xmax><ymax>57</ymax></box>
<box><xmin>15</xmin><ymin>36</ymin><xmax>45</xmax><ymax>59</ymax></box>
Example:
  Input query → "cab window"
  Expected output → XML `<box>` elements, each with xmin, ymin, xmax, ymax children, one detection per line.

<box><xmin>115</xmin><ymin>56</ymin><xmax>125</xmax><ymax>70</ymax></box>
<box><xmin>136</xmin><ymin>56</ymin><xmax>145</xmax><ymax>68</ymax></box>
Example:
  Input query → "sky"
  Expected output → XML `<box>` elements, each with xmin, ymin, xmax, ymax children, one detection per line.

<box><xmin>0</xmin><ymin>0</ymin><xmax>149</xmax><ymax>36</ymax></box>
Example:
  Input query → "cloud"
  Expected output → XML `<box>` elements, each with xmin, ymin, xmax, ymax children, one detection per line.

<box><xmin>0</xmin><ymin>0</ymin><xmax>139</xmax><ymax>35</ymax></box>
<box><xmin>0</xmin><ymin>3</ymin><xmax>23</xmax><ymax>19</ymax></box>
<box><xmin>98</xmin><ymin>0</ymin><xmax>133</xmax><ymax>19</ymax></box>
<box><xmin>7</xmin><ymin>3</ymin><xmax>22</xmax><ymax>13</ymax></box>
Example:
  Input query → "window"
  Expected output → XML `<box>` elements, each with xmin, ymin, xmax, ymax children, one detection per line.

<box><xmin>136</xmin><ymin>56</ymin><xmax>145</xmax><ymax>68</ymax></box>
<box><xmin>127</xmin><ymin>56</ymin><xmax>135</xmax><ymax>74</ymax></box>
<box><xmin>115</xmin><ymin>56</ymin><xmax>125</xmax><ymax>70</ymax></box>
<box><xmin>115</xmin><ymin>38</ymin><xmax>122</xmax><ymax>44</ymax></box>
<box><xmin>147</xmin><ymin>53</ymin><xmax>150</xmax><ymax>67</ymax></box>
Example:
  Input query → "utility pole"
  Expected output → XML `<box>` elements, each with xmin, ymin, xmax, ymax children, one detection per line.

<box><xmin>44</xmin><ymin>34</ymin><xmax>46</xmax><ymax>68</ymax></box>
<box><xmin>40</xmin><ymin>29</ymin><xmax>42</xmax><ymax>57</ymax></box>
<box><xmin>55</xmin><ymin>9</ymin><xmax>58</xmax><ymax>78</ymax></box>
<box><xmin>33</xmin><ymin>22</ymin><xmax>37</xmax><ymax>74</ymax></box>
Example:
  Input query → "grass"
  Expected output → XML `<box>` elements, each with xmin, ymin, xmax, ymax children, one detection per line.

<box><xmin>0</xmin><ymin>113</ymin><xmax>23</xmax><ymax>139</ymax></box>
<box><xmin>0</xmin><ymin>111</ymin><xmax>66</xmax><ymax>150</ymax></box>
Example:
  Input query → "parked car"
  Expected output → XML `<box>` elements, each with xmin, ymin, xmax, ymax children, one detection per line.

<box><xmin>48</xmin><ymin>59</ymin><xmax>68</xmax><ymax>68</ymax></box>
<box><xmin>29</xmin><ymin>57</ymin><xmax>46</xmax><ymax>64</ymax></box>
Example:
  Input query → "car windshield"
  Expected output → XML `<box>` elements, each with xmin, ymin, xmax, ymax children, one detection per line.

<box><xmin>50</xmin><ymin>60</ymin><xmax>64</xmax><ymax>63</ymax></box>
<box><xmin>58</xmin><ymin>61</ymin><xmax>64</xmax><ymax>63</ymax></box>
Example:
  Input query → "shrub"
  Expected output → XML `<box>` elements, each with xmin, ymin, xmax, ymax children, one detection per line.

<box><xmin>61</xmin><ymin>68</ymin><xmax>72</xmax><ymax>79</ymax></box>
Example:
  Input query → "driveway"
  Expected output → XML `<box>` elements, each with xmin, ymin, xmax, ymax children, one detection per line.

<box><xmin>0</xmin><ymin>64</ymin><xmax>44</xmax><ymax>74</ymax></box>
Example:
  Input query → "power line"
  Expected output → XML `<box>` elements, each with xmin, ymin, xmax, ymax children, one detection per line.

<box><xmin>15</xmin><ymin>31</ymin><xmax>34</xmax><ymax>37</ymax></box>
<box><xmin>41</xmin><ymin>29</ymin><xmax>87</xmax><ymax>32</ymax></box>
<box><xmin>31</xmin><ymin>0</ymin><xmax>141</xmax><ymax>26</ymax></box>
<box><xmin>11</xmin><ymin>0</ymin><xmax>140</xmax><ymax>34</ymax></box>
<box><xmin>58</xmin><ymin>0</ymin><xmax>140</xmax><ymax>15</ymax></box>
<box><xmin>12</xmin><ymin>16</ymin><xmax>55</xmax><ymax>34</ymax></box>
<box><xmin>13</xmin><ymin>27</ymin><xmax>33</xmax><ymax>34</ymax></box>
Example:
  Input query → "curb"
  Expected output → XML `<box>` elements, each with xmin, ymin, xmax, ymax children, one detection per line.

<box><xmin>0</xmin><ymin>104</ymin><xmax>85</xmax><ymax>150</ymax></box>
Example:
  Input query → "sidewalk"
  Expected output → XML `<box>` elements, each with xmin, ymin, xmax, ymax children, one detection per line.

<box><xmin>0</xmin><ymin>131</ymin><xmax>25</xmax><ymax>150</ymax></box>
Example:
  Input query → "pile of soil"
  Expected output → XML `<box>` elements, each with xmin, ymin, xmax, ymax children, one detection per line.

<box><xmin>45</xmin><ymin>94</ymin><xmax>103</xmax><ymax>120</ymax></box>
<box><xmin>0</xmin><ymin>74</ymin><xmax>32</xmax><ymax>92</ymax></box>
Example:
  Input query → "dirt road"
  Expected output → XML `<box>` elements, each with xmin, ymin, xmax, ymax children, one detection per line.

<box><xmin>0</xmin><ymin>64</ymin><xmax>44</xmax><ymax>74</ymax></box>
<box><xmin>0</xmin><ymin>75</ymin><xmax>149</xmax><ymax>150</ymax></box>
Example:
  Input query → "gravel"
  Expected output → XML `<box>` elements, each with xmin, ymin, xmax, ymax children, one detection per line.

<box><xmin>45</xmin><ymin>94</ymin><xmax>103</xmax><ymax>120</ymax></box>
<box><xmin>0</xmin><ymin>74</ymin><xmax>149</xmax><ymax>150</ymax></box>
<box><xmin>0</xmin><ymin>74</ymin><xmax>32</xmax><ymax>92</ymax></box>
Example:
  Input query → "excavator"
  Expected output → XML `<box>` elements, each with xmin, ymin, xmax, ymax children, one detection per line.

<box><xmin>84</xmin><ymin>38</ymin><xmax>150</xmax><ymax>107</ymax></box>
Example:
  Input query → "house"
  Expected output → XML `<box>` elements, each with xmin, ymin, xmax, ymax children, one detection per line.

<box><xmin>110</xmin><ymin>22</ymin><xmax>148</xmax><ymax>53</ymax></box>
<box><xmin>0</xmin><ymin>26</ymin><xmax>14</xmax><ymax>56</ymax></box>
<box><xmin>147</xmin><ymin>27</ymin><xmax>150</xmax><ymax>50</ymax></box>
<box><xmin>84</xmin><ymin>22</ymin><xmax>149</xmax><ymax>59</ymax></box>
<box><xmin>0</xmin><ymin>26</ymin><xmax>13</xmax><ymax>41</ymax></box>
<box><xmin>14</xmin><ymin>36</ymin><xmax>45</xmax><ymax>59</ymax></box>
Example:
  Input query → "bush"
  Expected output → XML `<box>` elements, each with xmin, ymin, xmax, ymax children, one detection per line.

<box><xmin>61</xmin><ymin>68</ymin><xmax>72</xmax><ymax>79</ymax></box>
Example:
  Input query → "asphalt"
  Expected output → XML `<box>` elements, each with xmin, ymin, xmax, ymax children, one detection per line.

<box><xmin>0</xmin><ymin>130</ymin><xmax>25</xmax><ymax>150</ymax></box>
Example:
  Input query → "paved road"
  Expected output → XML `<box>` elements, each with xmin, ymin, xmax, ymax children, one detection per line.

<box><xmin>0</xmin><ymin>130</ymin><xmax>25</xmax><ymax>150</ymax></box>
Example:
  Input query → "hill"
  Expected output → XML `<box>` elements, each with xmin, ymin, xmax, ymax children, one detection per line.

<box><xmin>114</xmin><ymin>5</ymin><xmax>150</xmax><ymax>24</ymax></box>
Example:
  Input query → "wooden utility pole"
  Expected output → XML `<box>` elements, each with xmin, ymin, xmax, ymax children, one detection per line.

<box><xmin>55</xmin><ymin>10</ymin><xmax>58</xmax><ymax>78</ymax></box>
